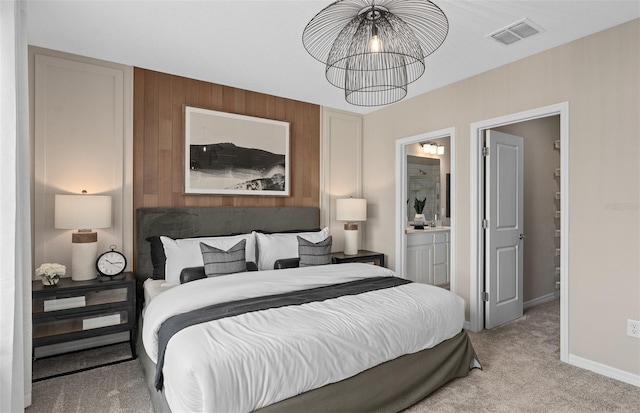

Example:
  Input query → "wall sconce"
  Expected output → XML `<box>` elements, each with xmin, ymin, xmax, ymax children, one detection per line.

<box><xmin>55</xmin><ymin>191</ymin><xmax>112</xmax><ymax>281</ymax></box>
<box><xmin>422</xmin><ymin>143</ymin><xmax>436</xmax><ymax>154</ymax></box>
<box><xmin>422</xmin><ymin>143</ymin><xmax>444</xmax><ymax>155</ymax></box>
<box><xmin>336</xmin><ymin>197</ymin><xmax>367</xmax><ymax>255</ymax></box>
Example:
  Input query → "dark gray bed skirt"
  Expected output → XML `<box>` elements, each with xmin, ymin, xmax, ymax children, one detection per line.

<box><xmin>138</xmin><ymin>325</ymin><xmax>479</xmax><ymax>413</ymax></box>
<box><xmin>138</xmin><ymin>325</ymin><xmax>172</xmax><ymax>413</ymax></box>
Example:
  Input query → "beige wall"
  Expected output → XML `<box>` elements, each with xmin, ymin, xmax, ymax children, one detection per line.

<box><xmin>320</xmin><ymin>108</ymin><xmax>364</xmax><ymax>252</ymax></box>
<box><xmin>363</xmin><ymin>20</ymin><xmax>639</xmax><ymax>376</ymax></box>
<box><xmin>30</xmin><ymin>47</ymin><xmax>134</xmax><ymax>278</ymax></box>
<box><xmin>495</xmin><ymin>116</ymin><xmax>560</xmax><ymax>303</ymax></box>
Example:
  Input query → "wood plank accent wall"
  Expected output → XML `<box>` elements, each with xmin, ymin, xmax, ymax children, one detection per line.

<box><xmin>133</xmin><ymin>67</ymin><xmax>320</xmax><ymax>210</ymax></box>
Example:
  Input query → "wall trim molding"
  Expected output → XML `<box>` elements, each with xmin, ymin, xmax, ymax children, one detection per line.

<box><xmin>320</xmin><ymin>108</ymin><xmax>363</xmax><ymax>251</ymax></box>
<box><xmin>469</xmin><ymin>102</ymin><xmax>570</xmax><ymax>365</ymax></box>
<box><xmin>31</xmin><ymin>49</ymin><xmax>133</xmax><ymax>276</ymax></box>
<box><xmin>568</xmin><ymin>354</ymin><xmax>640</xmax><ymax>388</ymax></box>
<box><xmin>523</xmin><ymin>290</ymin><xmax>560</xmax><ymax>310</ymax></box>
<box><xmin>395</xmin><ymin>127</ymin><xmax>455</xmax><ymax>289</ymax></box>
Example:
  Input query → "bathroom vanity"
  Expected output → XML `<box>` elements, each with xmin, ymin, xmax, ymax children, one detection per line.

<box><xmin>406</xmin><ymin>227</ymin><xmax>450</xmax><ymax>286</ymax></box>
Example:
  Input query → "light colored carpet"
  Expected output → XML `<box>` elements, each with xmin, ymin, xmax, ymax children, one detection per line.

<box><xmin>406</xmin><ymin>299</ymin><xmax>639</xmax><ymax>413</ymax></box>
<box><xmin>27</xmin><ymin>299</ymin><xmax>640</xmax><ymax>412</ymax></box>
<box><xmin>28</xmin><ymin>358</ymin><xmax>152</xmax><ymax>413</ymax></box>
<box><xmin>32</xmin><ymin>343</ymin><xmax>133</xmax><ymax>381</ymax></box>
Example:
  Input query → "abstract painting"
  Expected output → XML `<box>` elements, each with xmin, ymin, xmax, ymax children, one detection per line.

<box><xmin>184</xmin><ymin>106</ymin><xmax>290</xmax><ymax>196</ymax></box>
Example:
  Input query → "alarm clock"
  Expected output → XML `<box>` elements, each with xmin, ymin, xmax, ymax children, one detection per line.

<box><xmin>96</xmin><ymin>245</ymin><xmax>127</xmax><ymax>278</ymax></box>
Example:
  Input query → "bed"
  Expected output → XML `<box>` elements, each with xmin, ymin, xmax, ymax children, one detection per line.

<box><xmin>135</xmin><ymin>207</ymin><xmax>480</xmax><ymax>413</ymax></box>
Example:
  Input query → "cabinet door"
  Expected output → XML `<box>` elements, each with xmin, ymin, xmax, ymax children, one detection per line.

<box><xmin>433</xmin><ymin>242</ymin><xmax>448</xmax><ymax>285</ymax></box>
<box><xmin>407</xmin><ymin>244</ymin><xmax>433</xmax><ymax>284</ymax></box>
<box><xmin>406</xmin><ymin>246</ymin><xmax>420</xmax><ymax>283</ymax></box>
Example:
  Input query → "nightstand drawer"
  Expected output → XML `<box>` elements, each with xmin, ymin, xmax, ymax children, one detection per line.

<box><xmin>33</xmin><ymin>309</ymin><xmax>130</xmax><ymax>341</ymax></box>
<box><xmin>33</xmin><ymin>286</ymin><xmax>130</xmax><ymax>314</ymax></box>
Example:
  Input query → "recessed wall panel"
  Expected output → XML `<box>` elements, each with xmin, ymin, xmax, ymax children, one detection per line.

<box><xmin>496</xmin><ymin>246</ymin><xmax>518</xmax><ymax>304</ymax></box>
<box><xmin>496</xmin><ymin>143</ymin><xmax>519</xmax><ymax>229</ymax></box>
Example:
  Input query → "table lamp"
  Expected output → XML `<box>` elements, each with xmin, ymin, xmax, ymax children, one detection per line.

<box><xmin>55</xmin><ymin>191</ymin><xmax>112</xmax><ymax>281</ymax></box>
<box><xmin>336</xmin><ymin>197</ymin><xmax>367</xmax><ymax>255</ymax></box>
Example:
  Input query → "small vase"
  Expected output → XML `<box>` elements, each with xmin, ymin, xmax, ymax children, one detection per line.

<box><xmin>42</xmin><ymin>275</ymin><xmax>60</xmax><ymax>286</ymax></box>
<box><xmin>414</xmin><ymin>214</ymin><xmax>425</xmax><ymax>226</ymax></box>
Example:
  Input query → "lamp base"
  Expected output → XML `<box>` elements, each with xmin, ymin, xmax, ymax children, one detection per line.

<box><xmin>343</xmin><ymin>224</ymin><xmax>359</xmax><ymax>256</ymax></box>
<box><xmin>71</xmin><ymin>231</ymin><xmax>98</xmax><ymax>281</ymax></box>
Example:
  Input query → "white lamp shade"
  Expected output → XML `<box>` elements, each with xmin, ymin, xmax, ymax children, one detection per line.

<box><xmin>55</xmin><ymin>194</ymin><xmax>112</xmax><ymax>230</ymax></box>
<box><xmin>336</xmin><ymin>198</ymin><xmax>367</xmax><ymax>222</ymax></box>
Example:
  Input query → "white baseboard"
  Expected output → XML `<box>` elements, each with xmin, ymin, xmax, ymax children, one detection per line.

<box><xmin>569</xmin><ymin>354</ymin><xmax>640</xmax><ymax>387</ymax></box>
<box><xmin>524</xmin><ymin>290</ymin><xmax>560</xmax><ymax>310</ymax></box>
<box><xmin>466</xmin><ymin>292</ymin><xmax>559</xmax><ymax>331</ymax></box>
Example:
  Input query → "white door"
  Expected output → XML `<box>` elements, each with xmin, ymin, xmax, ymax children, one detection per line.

<box><xmin>484</xmin><ymin>130</ymin><xmax>524</xmax><ymax>329</ymax></box>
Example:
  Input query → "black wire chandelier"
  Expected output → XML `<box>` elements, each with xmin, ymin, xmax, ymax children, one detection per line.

<box><xmin>302</xmin><ymin>0</ymin><xmax>449</xmax><ymax>106</ymax></box>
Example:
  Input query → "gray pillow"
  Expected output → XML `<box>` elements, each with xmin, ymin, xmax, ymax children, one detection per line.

<box><xmin>200</xmin><ymin>239</ymin><xmax>246</xmax><ymax>277</ymax></box>
<box><xmin>297</xmin><ymin>235</ymin><xmax>332</xmax><ymax>267</ymax></box>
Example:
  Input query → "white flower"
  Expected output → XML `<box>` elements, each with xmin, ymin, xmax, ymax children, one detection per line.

<box><xmin>36</xmin><ymin>263</ymin><xmax>66</xmax><ymax>278</ymax></box>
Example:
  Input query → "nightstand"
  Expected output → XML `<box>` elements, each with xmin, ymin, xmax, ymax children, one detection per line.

<box><xmin>32</xmin><ymin>272</ymin><xmax>136</xmax><ymax>362</ymax></box>
<box><xmin>331</xmin><ymin>250</ymin><xmax>385</xmax><ymax>267</ymax></box>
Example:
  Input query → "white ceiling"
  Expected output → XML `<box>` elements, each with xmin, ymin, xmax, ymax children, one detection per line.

<box><xmin>26</xmin><ymin>0</ymin><xmax>640</xmax><ymax>114</ymax></box>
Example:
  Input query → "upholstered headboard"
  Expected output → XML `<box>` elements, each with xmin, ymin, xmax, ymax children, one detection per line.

<box><xmin>134</xmin><ymin>207</ymin><xmax>320</xmax><ymax>290</ymax></box>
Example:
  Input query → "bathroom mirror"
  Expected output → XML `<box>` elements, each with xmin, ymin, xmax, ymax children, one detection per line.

<box><xmin>407</xmin><ymin>155</ymin><xmax>440</xmax><ymax>224</ymax></box>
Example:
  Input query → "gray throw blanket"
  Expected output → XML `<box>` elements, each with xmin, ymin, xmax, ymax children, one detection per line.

<box><xmin>155</xmin><ymin>276</ymin><xmax>411</xmax><ymax>390</ymax></box>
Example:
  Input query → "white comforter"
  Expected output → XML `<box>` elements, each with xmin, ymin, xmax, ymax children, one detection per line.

<box><xmin>142</xmin><ymin>263</ymin><xmax>464</xmax><ymax>413</ymax></box>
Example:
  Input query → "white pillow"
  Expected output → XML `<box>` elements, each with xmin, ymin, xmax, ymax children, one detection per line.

<box><xmin>161</xmin><ymin>233</ymin><xmax>256</xmax><ymax>285</ymax></box>
<box><xmin>255</xmin><ymin>228</ymin><xmax>329</xmax><ymax>271</ymax></box>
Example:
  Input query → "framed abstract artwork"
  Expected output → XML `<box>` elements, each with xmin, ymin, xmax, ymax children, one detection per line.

<box><xmin>184</xmin><ymin>106</ymin><xmax>290</xmax><ymax>196</ymax></box>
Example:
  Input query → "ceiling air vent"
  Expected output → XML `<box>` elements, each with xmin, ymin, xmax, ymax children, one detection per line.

<box><xmin>488</xmin><ymin>18</ymin><xmax>544</xmax><ymax>46</ymax></box>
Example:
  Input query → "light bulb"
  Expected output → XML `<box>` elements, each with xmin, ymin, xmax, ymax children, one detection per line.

<box><xmin>369</xmin><ymin>35</ymin><xmax>382</xmax><ymax>53</ymax></box>
<box><xmin>437</xmin><ymin>145</ymin><xmax>445</xmax><ymax>155</ymax></box>
<box><xmin>369</xmin><ymin>24</ymin><xmax>381</xmax><ymax>53</ymax></box>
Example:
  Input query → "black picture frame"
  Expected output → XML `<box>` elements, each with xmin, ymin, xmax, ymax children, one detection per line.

<box><xmin>184</xmin><ymin>106</ymin><xmax>290</xmax><ymax>196</ymax></box>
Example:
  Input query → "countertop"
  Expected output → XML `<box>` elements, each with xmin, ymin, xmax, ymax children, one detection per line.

<box><xmin>405</xmin><ymin>226</ymin><xmax>451</xmax><ymax>234</ymax></box>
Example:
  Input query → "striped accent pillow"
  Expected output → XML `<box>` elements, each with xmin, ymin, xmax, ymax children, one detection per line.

<box><xmin>297</xmin><ymin>235</ymin><xmax>332</xmax><ymax>267</ymax></box>
<box><xmin>200</xmin><ymin>239</ymin><xmax>246</xmax><ymax>277</ymax></box>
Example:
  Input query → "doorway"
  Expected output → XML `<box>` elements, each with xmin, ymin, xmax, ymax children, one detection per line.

<box><xmin>469</xmin><ymin>102</ymin><xmax>570</xmax><ymax>363</ymax></box>
<box><xmin>395</xmin><ymin>127</ymin><xmax>456</xmax><ymax>291</ymax></box>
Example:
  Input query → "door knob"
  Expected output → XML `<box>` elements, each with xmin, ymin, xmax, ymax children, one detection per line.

<box><xmin>519</xmin><ymin>234</ymin><xmax>526</xmax><ymax>240</ymax></box>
